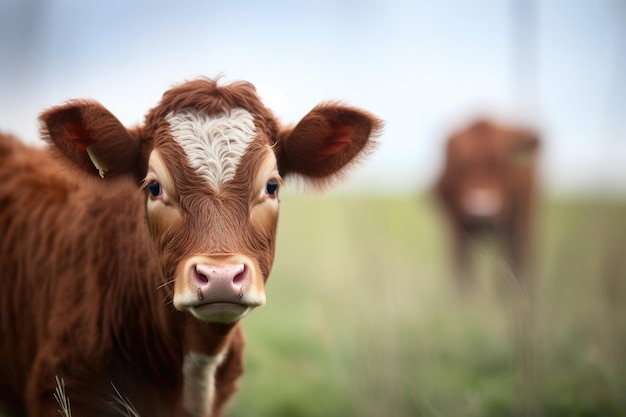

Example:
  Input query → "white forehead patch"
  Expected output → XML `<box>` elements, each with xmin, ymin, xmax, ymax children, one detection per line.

<box><xmin>166</xmin><ymin>108</ymin><xmax>256</xmax><ymax>191</ymax></box>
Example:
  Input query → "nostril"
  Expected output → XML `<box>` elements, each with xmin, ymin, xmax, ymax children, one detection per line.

<box><xmin>193</xmin><ymin>265</ymin><xmax>210</xmax><ymax>285</ymax></box>
<box><xmin>232</xmin><ymin>264</ymin><xmax>247</xmax><ymax>287</ymax></box>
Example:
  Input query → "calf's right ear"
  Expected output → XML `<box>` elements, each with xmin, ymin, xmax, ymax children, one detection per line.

<box><xmin>40</xmin><ymin>100</ymin><xmax>144</xmax><ymax>180</ymax></box>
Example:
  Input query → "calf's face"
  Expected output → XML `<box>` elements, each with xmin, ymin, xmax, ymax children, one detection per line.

<box><xmin>40</xmin><ymin>78</ymin><xmax>382</xmax><ymax>324</ymax></box>
<box><xmin>441</xmin><ymin>120</ymin><xmax>539</xmax><ymax>224</ymax></box>
<box><xmin>145</xmin><ymin>108</ymin><xmax>280</xmax><ymax>322</ymax></box>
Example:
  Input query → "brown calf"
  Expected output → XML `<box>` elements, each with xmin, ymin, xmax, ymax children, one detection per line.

<box><xmin>0</xmin><ymin>78</ymin><xmax>382</xmax><ymax>417</ymax></box>
<box><xmin>435</xmin><ymin>118</ymin><xmax>540</xmax><ymax>287</ymax></box>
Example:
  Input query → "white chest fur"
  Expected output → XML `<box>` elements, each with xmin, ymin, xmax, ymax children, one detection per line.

<box><xmin>182</xmin><ymin>352</ymin><xmax>226</xmax><ymax>417</ymax></box>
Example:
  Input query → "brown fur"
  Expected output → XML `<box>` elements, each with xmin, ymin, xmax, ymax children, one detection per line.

<box><xmin>435</xmin><ymin>118</ymin><xmax>540</xmax><ymax>286</ymax></box>
<box><xmin>0</xmin><ymin>78</ymin><xmax>382</xmax><ymax>417</ymax></box>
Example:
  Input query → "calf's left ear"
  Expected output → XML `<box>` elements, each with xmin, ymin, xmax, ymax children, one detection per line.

<box><xmin>275</xmin><ymin>103</ymin><xmax>383</xmax><ymax>189</ymax></box>
<box><xmin>40</xmin><ymin>100</ymin><xmax>143</xmax><ymax>180</ymax></box>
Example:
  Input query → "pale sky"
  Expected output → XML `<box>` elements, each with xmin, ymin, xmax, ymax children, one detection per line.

<box><xmin>1</xmin><ymin>0</ymin><xmax>625</xmax><ymax>194</ymax></box>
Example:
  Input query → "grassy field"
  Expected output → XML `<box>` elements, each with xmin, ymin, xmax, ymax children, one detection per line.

<box><xmin>228</xmin><ymin>192</ymin><xmax>626</xmax><ymax>417</ymax></box>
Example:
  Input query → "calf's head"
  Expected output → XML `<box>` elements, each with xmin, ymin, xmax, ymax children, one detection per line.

<box><xmin>440</xmin><ymin>119</ymin><xmax>539</xmax><ymax>223</ymax></box>
<box><xmin>41</xmin><ymin>78</ymin><xmax>382</xmax><ymax>324</ymax></box>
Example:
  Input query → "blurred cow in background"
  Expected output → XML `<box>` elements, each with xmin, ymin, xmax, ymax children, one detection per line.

<box><xmin>435</xmin><ymin>118</ymin><xmax>540</xmax><ymax>289</ymax></box>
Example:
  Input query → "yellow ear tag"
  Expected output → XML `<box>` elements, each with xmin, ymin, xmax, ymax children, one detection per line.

<box><xmin>86</xmin><ymin>145</ymin><xmax>108</xmax><ymax>179</ymax></box>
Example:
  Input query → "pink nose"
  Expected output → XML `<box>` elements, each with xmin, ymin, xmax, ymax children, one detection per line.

<box><xmin>192</xmin><ymin>263</ymin><xmax>248</xmax><ymax>300</ymax></box>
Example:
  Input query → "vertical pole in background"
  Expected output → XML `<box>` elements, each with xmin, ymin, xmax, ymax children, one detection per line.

<box><xmin>511</xmin><ymin>0</ymin><xmax>537</xmax><ymax>115</ymax></box>
<box><xmin>510</xmin><ymin>2</ymin><xmax>539</xmax><ymax>416</ymax></box>
<box><xmin>607</xmin><ymin>0</ymin><xmax>626</xmax><ymax>143</ymax></box>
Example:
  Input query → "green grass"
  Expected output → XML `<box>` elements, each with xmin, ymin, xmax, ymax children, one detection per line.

<box><xmin>228</xmin><ymin>192</ymin><xmax>626</xmax><ymax>417</ymax></box>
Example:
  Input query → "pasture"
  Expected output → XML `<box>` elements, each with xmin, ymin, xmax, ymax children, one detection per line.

<box><xmin>229</xmin><ymin>192</ymin><xmax>626</xmax><ymax>417</ymax></box>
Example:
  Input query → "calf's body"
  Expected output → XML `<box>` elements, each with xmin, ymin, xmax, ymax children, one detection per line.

<box><xmin>435</xmin><ymin>119</ymin><xmax>540</xmax><ymax>287</ymax></box>
<box><xmin>0</xmin><ymin>79</ymin><xmax>382</xmax><ymax>416</ymax></box>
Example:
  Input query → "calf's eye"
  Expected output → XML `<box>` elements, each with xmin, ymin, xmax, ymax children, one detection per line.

<box><xmin>266</xmin><ymin>179</ymin><xmax>279</xmax><ymax>197</ymax></box>
<box><xmin>148</xmin><ymin>181</ymin><xmax>162</xmax><ymax>197</ymax></box>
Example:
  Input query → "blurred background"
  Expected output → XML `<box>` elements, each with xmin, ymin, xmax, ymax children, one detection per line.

<box><xmin>1</xmin><ymin>0</ymin><xmax>625</xmax><ymax>416</ymax></box>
